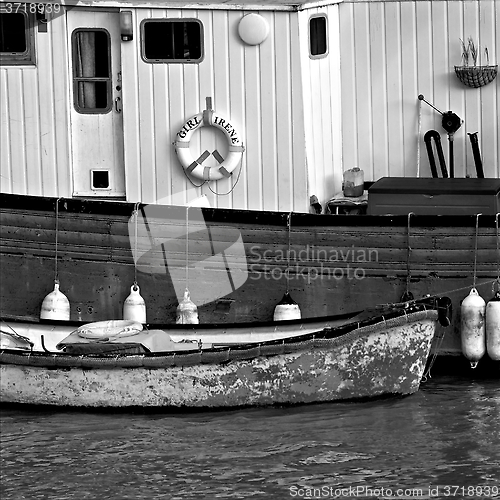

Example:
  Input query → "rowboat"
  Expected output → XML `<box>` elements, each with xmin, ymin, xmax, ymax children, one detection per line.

<box><xmin>0</xmin><ymin>300</ymin><xmax>440</xmax><ymax>408</ymax></box>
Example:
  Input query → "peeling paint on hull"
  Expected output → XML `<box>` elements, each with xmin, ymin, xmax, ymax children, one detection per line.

<box><xmin>0</xmin><ymin>318</ymin><xmax>436</xmax><ymax>408</ymax></box>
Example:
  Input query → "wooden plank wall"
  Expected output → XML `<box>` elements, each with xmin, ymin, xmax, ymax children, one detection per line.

<box><xmin>121</xmin><ymin>8</ymin><xmax>308</xmax><ymax>212</ymax></box>
<box><xmin>339</xmin><ymin>0</ymin><xmax>500</xmax><ymax>184</ymax></box>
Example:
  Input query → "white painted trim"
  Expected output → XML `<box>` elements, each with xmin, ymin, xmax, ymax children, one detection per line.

<box><xmin>0</xmin><ymin>0</ymin><xmax>344</xmax><ymax>12</ymax></box>
<box><xmin>297</xmin><ymin>0</ymin><xmax>343</xmax><ymax>10</ymax></box>
<box><xmin>42</xmin><ymin>0</ymin><xmax>299</xmax><ymax>11</ymax></box>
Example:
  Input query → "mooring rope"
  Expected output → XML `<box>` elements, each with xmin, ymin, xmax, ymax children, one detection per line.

<box><xmin>133</xmin><ymin>202</ymin><xmax>140</xmax><ymax>289</ymax></box>
<box><xmin>185</xmin><ymin>206</ymin><xmax>190</xmax><ymax>289</ymax></box>
<box><xmin>422</xmin><ymin>318</ymin><xmax>449</xmax><ymax>381</ymax></box>
<box><xmin>208</xmin><ymin>156</ymin><xmax>244</xmax><ymax>196</ymax></box>
<box><xmin>286</xmin><ymin>211</ymin><xmax>292</xmax><ymax>294</ymax></box>
<box><xmin>54</xmin><ymin>197</ymin><xmax>63</xmax><ymax>283</ymax></box>
<box><xmin>378</xmin><ymin>278</ymin><xmax>499</xmax><ymax>312</ymax></box>
<box><xmin>405</xmin><ymin>212</ymin><xmax>415</xmax><ymax>297</ymax></box>
<box><xmin>473</xmin><ymin>213</ymin><xmax>482</xmax><ymax>289</ymax></box>
<box><xmin>495</xmin><ymin>213</ymin><xmax>500</xmax><ymax>293</ymax></box>
<box><xmin>417</xmin><ymin>97</ymin><xmax>422</xmax><ymax>177</ymax></box>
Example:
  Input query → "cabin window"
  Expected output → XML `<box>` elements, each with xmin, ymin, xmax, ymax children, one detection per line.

<box><xmin>72</xmin><ymin>29</ymin><xmax>112</xmax><ymax>113</ymax></box>
<box><xmin>141</xmin><ymin>19</ymin><xmax>203</xmax><ymax>63</ymax></box>
<box><xmin>309</xmin><ymin>15</ymin><xmax>328</xmax><ymax>58</ymax></box>
<box><xmin>0</xmin><ymin>10</ymin><xmax>36</xmax><ymax>65</ymax></box>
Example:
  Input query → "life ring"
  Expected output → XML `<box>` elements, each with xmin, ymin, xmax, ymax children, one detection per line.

<box><xmin>76</xmin><ymin>320</ymin><xmax>143</xmax><ymax>340</ymax></box>
<box><xmin>174</xmin><ymin>109</ymin><xmax>245</xmax><ymax>181</ymax></box>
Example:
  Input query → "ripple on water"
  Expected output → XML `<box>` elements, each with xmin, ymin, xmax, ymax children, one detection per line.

<box><xmin>1</xmin><ymin>376</ymin><xmax>499</xmax><ymax>499</ymax></box>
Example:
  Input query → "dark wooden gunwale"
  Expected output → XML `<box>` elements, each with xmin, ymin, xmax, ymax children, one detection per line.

<box><xmin>1</xmin><ymin>192</ymin><xmax>499</xmax><ymax>227</ymax></box>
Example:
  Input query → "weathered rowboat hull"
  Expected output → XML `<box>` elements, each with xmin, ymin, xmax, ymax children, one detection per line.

<box><xmin>0</xmin><ymin>193</ymin><xmax>498</xmax><ymax>361</ymax></box>
<box><xmin>0</xmin><ymin>307</ymin><xmax>438</xmax><ymax>408</ymax></box>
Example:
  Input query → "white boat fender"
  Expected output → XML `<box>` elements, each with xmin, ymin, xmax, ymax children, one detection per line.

<box><xmin>176</xmin><ymin>289</ymin><xmax>199</xmax><ymax>324</ymax></box>
<box><xmin>460</xmin><ymin>288</ymin><xmax>486</xmax><ymax>367</ymax></box>
<box><xmin>76</xmin><ymin>320</ymin><xmax>143</xmax><ymax>340</ymax></box>
<box><xmin>485</xmin><ymin>290</ymin><xmax>500</xmax><ymax>361</ymax></box>
<box><xmin>40</xmin><ymin>281</ymin><xmax>70</xmax><ymax>321</ymax></box>
<box><xmin>123</xmin><ymin>284</ymin><xmax>147</xmax><ymax>324</ymax></box>
<box><xmin>174</xmin><ymin>108</ymin><xmax>245</xmax><ymax>181</ymax></box>
<box><xmin>273</xmin><ymin>292</ymin><xmax>301</xmax><ymax>321</ymax></box>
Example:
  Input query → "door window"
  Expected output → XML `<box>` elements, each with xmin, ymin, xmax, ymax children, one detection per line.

<box><xmin>72</xmin><ymin>29</ymin><xmax>111</xmax><ymax>113</ymax></box>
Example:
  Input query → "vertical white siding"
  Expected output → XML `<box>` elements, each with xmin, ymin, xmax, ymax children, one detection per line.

<box><xmin>122</xmin><ymin>8</ymin><xmax>308</xmax><ymax>211</ymax></box>
<box><xmin>339</xmin><ymin>0</ymin><xmax>500</xmax><ymax>183</ymax></box>
<box><xmin>2</xmin><ymin>1</ymin><xmax>497</xmax><ymax>208</ymax></box>
<box><xmin>0</xmin><ymin>14</ymin><xmax>71</xmax><ymax>197</ymax></box>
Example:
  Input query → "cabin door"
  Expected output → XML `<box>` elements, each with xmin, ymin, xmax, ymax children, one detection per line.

<box><xmin>67</xmin><ymin>10</ymin><xmax>125</xmax><ymax>198</ymax></box>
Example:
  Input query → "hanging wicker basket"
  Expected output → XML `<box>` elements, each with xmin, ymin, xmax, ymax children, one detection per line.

<box><xmin>454</xmin><ymin>65</ymin><xmax>498</xmax><ymax>88</ymax></box>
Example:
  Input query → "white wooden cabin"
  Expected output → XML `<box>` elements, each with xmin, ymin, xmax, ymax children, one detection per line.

<box><xmin>1</xmin><ymin>0</ymin><xmax>498</xmax><ymax>212</ymax></box>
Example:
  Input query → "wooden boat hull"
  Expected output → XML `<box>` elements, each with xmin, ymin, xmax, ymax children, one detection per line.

<box><xmin>0</xmin><ymin>309</ymin><xmax>438</xmax><ymax>408</ymax></box>
<box><xmin>1</xmin><ymin>193</ymin><xmax>498</xmax><ymax>361</ymax></box>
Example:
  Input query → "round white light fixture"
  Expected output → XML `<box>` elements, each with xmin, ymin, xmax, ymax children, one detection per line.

<box><xmin>238</xmin><ymin>14</ymin><xmax>270</xmax><ymax>46</ymax></box>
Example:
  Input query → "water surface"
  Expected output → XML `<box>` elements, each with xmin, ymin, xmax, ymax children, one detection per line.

<box><xmin>1</xmin><ymin>376</ymin><xmax>499</xmax><ymax>499</ymax></box>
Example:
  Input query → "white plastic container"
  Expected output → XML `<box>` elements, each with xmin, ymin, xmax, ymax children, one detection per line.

<box><xmin>343</xmin><ymin>167</ymin><xmax>364</xmax><ymax>197</ymax></box>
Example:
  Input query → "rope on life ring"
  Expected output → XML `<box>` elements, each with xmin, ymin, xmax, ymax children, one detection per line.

<box><xmin>76</xmin><ymin>320</ymin><xmax>143</xmax><ymax>340</ymax></box>
<box><xmin>174</xmin><ymin>100</ymin><xmax>245</xmax><ymax>181</ymax></box>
